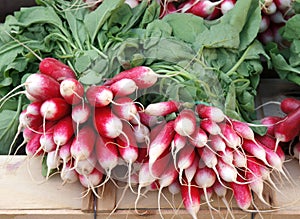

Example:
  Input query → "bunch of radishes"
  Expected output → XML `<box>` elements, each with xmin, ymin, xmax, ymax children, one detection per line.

<box><xmin>260</xmin><ymin>98</ymin><xmax>300</xmax><ymax>162</ymax></box>
<box><xmin>11</xmin><ymin>56</ymin><xmax>294</xmax><ymax>218</ymax></box>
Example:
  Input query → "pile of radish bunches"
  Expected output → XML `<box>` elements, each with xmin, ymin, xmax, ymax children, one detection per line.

<box><xmin>17</xmin><ymin>57</ymin><xmax>297</xmax><ymax>219</ymax></box>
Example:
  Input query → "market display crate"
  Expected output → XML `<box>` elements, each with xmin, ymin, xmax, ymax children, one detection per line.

<box><xmin>1</xmin><ymin>154</ymin><xmax>300</xmax><ymax>219</ymax></box>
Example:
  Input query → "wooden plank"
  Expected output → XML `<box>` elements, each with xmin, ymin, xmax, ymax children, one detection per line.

<box><xmin>0</xmin><ymin>155</ymin><xmax>83</xmax><ymax>210</ymax></box>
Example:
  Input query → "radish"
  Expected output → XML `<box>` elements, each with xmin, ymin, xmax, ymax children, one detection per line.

<box><xmin>184</xmin><ymin>154</ymin><xmax>200</xmax><ymax>203</ymax></box>
<box><xmin>135</xmin><ymin>162</ymin><xmax>157</xmax><ymax>212</ymax></box>
<box><xmin>148</xmin><ymin>120</ymin><xmax>175</xmax><ymax>176</ymax></box>
<box><xmin>274</xmin><ymin>0</ymin><xmax>292</xmax><ymax>11</ymax></box>
<box><xmin>200</xmin><ymin>118</ymin><xmax>222</xmax><ymax>135</ymax></box>
<box><xmin>188</xmin><ymin>0</ymin><xmax>223</xmax><ymax>19</ymax></box>
<box><xmin>112</xmin><ymin>97</ymin><xmax>138</xmax><ymax>121</ymax></box>
<box><xmin>86</xmin><ymin>85</ymin><xmax>113</xmax><ymax>107</ymax></box>
<box><xmin>109</xmin><ymin>78</ymin><xmax>138</xmax><ymax>97</ymax></box>
<box><xmin>39</xmin><ymin>57</ymin><xmax>76</xmax><ymax>82</ymax></box>
<box><xmin>79</xmin><ymin>168</ymin><xmax>103</xmax><ymax>197</ymax></box>
<box><xmin>93</xmin><ymin>106</ymin><xmax>125</xmax><ymax>139</ymax></box>
<box><xmin>274</xmin><ymin>107</ymin><xmax>300</xmax><ymax>146</ymax></box>
<box><xmin>45</xmin><ymin>150</ymin><xmax>61</xmax><ymax>179</ymax></box>
<box><xmin>171</xmin><ymin>133</ymin><xmax>187</xmax><ymax>167</ymax></box>
<box><xmin>151</xmin><ymin>149</ymin><xmax>173</xmax><ymax>179</ymax></box>
<box><xmin>242</xmin><ymin>139</ymin><xmax>269</xmax><ymax>165</ymax></box>
<box><xmin>176</xmin><ymin>143</ymin><xmax>196</xmax><ymax>183</ymax></box>
<box><xmin>125</xmin><ymin>0</ymin><xmax>139</xmax><ymax>8</ymax></box>
<box><xmin>219</xmin><ymin>147</ymin><xmax>234</xmax><ymax>165</ymax></box>
<box><xmin>160</xmin><ymin>1</ymin><xmax>177</xmax><ymax>18</ymax></box>
<box><xmin>58</xmin><ymin>139</ymin><xmax>72</xmax><ymax>172</ymax></box>
<box><xmin>60</xmin><ymin>78</ymin><xmax>84</xmax><ymax>105</ymax></box>
<box><xmin>144</xmin><ymin>100</ymin><xmax>181</xmax><ymax>116</ymax></box>
<box><xmin>220</xmin><ymin>0</ymin><xmax>236</xmax><ymax>14</ymax></box>
<box><xmin>260</xmin><ymin>116</ymin><xmax>283</xmax><ymax>135</ymax></box>
<box><xmin>71</xmin><ymin>103</ymin><xmax>91</xmax><ymax>131</ymax></box>
<box><xmin>70</xmin><ymin>125</ymin><xmax>96</xmax><ymax>167</ymax></box>
<box><xmin>157</xmin><ymin>163</ymin><xmax>178</xmax><ymax>218</ymax></box>
<box><xmin>209</xmin><ymin>134</ymin><xmax>226</xmax><ymax>152</ymax></box>
<box><xmin>40</xmin><ymin>97</ymin><xmax>71</xmax><ymax>121</ymax></box>
<box><xmin>19</xmin><ymin>110</ymin><xmax>43</xmax><ymax>130</ymax></box>
<box><xmin>174</xmin><ymin>109</ymin><xmax>197</xmax><ymax>137</ymax></box>
<box><xmin>75</xmin><ymin>152</ymin><xmax>97</xmax><ymax>176</ymax></box>
<box><xmin>40</xmin><ymin>131</ymin><xmax>56</xmax><ymax>153</ymax></box>
<box><xmin>116</xmin><ymin>122</ymin><xmax>138</xmax><ymax>192</ymax></box>
<box><xmin>53</xmin><ymin>116</ymin><xmax>74</xmax><ymax>148</ymax></box>
<box><xmin>25</xmin><ymin>73</ymin><xmax>62</xmax><ymax>101</ymax></box>
<box><xmin>212</xmin><ymin>180</ymin><xmax>234</xmax><ymax>219</ymax></box>
<box><xmin>60</xmin><ymin>161</ymin><xmax>78</xmax><ymax>184</ymax></box>
<box><xmin>195</xmin><ymin>104</ymin><xmax>225</xmax><ymax>123</ymax></box>
<box><xmin>262</xmin><ymin>1</ymin><xmax>277</xmax><ymax>15</ymax></box>
<box><xmin>138</xmin><ymin>110</ymin><xmax>161</xmax><ymax>127</ymax></box>
<box><xmin>25</xmin><ymin>133</ymin><xmax>43</xmax><ymax>157</ymax></box>
<box><xmin>26</xmin><ymin>101</ymin><xmax>43</xmax><ymax>116</ymax></box>
<box><xmin>189</xmin><ymin>127</ymin><xmax>208</xmax><ymax>148</ymax></box>
<box><xmin>180</xmin><ymin>177</ymin><xmax>201</xmax><ymax>219</ymax></box>
<box><xmin>245</xmin><ymin>157</ymin><xmax>271</xmax><ymax>206</ymax></box>
<box><xmin>104</xmin><ymin>66</ymin><xmax>158</xmax><ymax>89</ymax></box>
<box><xmin>133</xmin><ymin>124</ymin><xmax>150</xmax><ymax>144</ymax></box>
<box><xmin>280</xmin><ymin>97</ymin><xmax>300</xmax><ymax>114</ymax></box>
<box><xmin>216</xmin><ymin>158</ymin><xmax>238</xmax><ymax>183</ymax></box>
<box><xmin>219</xmin><ymin>123</ymin><xmax>241</xmax><ymax>149</ymax></box>
<box><xmin>168</xmin><ymin>180</ymin><xmax>181</xmax><ymax>196</ymax></box>
<box><xmin>229</xmin><ymin>175</ymin><xmax>252</xmax><ymax>210</ymax></box>
<box><xmin>259</xmin><ymin>15</ymin><xmax>271</xmax><ymax>33</ymax></box>
<box><xmin>293</xmin><ymin>142</ymin><xmax>300</xmax><ymax>162</ymax></box>
<box><xmin>231</xmin><ymin>120</ymin><xmax>256</xmax><ymax>141</ymax></box>
<box><xmin>95</xmin><ymin>136</ymin><xmax>119</xmax><ymax>187</ymax></box>
<box><xmin>270</xmin><ymin>10</ymin><xmax>287</xmax><ymax>23</ymax></box>
<box><xmin>233</xmin><ymin>149</ymin><xmax>247</xmax><ymax>168</ymax></box>
<box><xmin>194</xmin><ymin>166</ymin><xmax>218</xmax><ymax>213</ymax></box>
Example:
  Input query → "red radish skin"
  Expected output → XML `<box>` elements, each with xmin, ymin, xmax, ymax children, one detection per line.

<box><xmin>144</xmin><ymin>100</ymin><xmax>181</xmax><ymax>116</ymax></box>
<box><xmin>242</xmin><ymin>139</ymin><xmax>269</xmax><ymax>165</ymax></box>
<box><xmin>229</xmin><ymin>176</ymin><xmax>252</xmax><ymax>210</ymax></box>
<box><xmin>216</xmin><ymin>158</ymin><xmax>238</xmax><ymax>183</ymax></box>
<box><xmin>160</xmin><ymin>1</ymin><xmax>177</xmax><ymax>18</ymax></box>
<box><xmin>189</xmin><ymin>127</ymin><xmax>208</xmax><ymax>148</ymax></box>
<box><xmin>138</xmin><ymin>110</ymin><xmax>161</xmax><ymax>127</ymax></box>
<box><xmin>200</xmin><ymin>118</ymin><xmax>221</xmax><ymax>135</ymax></box>
<box><xmin>26</xmin><ymin>101</ymin><xmax>43</xmax><ymax>116</ymax></box>
<box><xmin>86</xmin><ymin>85</ymin><xmax>113</xmax><ymax>108</ymax></box>
<box><xmin>174</xmin><ymin>109</ymin><xmax>197</xmax><ymax>137</ymax></box>
<box><xmin>219</xmin><ymin>123</ymin><xmax>241</xmax><ymax>149</ymax></box>
<box><xmin>195</xmin><ymin>104</ymin><xmax>225</xmax><ymax>123</ymax></box>
<box><xmin>53</xmin><ymin>116</ymin><xmax>74</xmax><ymax>147</ymax></box>
<box><xmin>274</xmin><ymin>0</ymin><xmax>292</xmax><ymax>11</ymax></box>
<box><xmin>171</xmin><ymin>133</ymin><xmax>187</xmax><ymax>166</ymax></box>
<box><xmin>176</xmin><ymin>143</ymin><xmax>196</xmax><ymax>183</ymax></box>
<box><xmin>246</xmin><ymin>157</ymin><xmax>271</xmax><ymax>206</ymax></box>
<box><xmin>40</xmin><ymin>98</ymin><xmax>71</xmax><ymax>121</ymax></box>
<box><xmin>180</xmin><ymin>177</ymin><xmax>201</xmax><ymax>219</ymax></box>
<box><xmin>25</xmin><ymin>133</ymin><xmax>43</xmax><ymax>157</ymax></box>
<box><xmin>79</xmin><ymin>168</ymin><xmax>103</xmax><ymax>197</ymax></box>
<box><xmin>148</xmin><ymin>120</ymin><xmax>175</xmax><ymax>176</ymax></box>
<box><xmin>260</xmin><ymin>116</ymin><xmax>283</xmax><ymax>135</ymax></box>
<box><xmin>151</xmin><ymin>149</ymin><xmax>173</xmax><ymax>179</ymax></box>
<box><xmin>93</xmin><ymin>106</ymin><xmax>124</xmax><ymax>139</ymax></box>
<box><xmin>95</xmin><ymin>136</ymin><xmax>119</xmax><ymax>186</ymax></box>
<box><xmin>104</xmin><ymin>66</ymin><xmax>158</xmax><ymax>89</ymax></box>
<box><xmin>188</xmin><ymin>0</ymin><xmax>223</xmax><ymax>18</ymax></box>
<box><xmin>39</xmin><ymin>57</ymin><xmax>76</xmax><ymax>82</ymax></box>
<box><xmin>231</xmin><ymin>120</ymin><xmax>256</xmax><ymax>141</ymax></box>
<box><xmin>233</xmin><ymin>150</ymin><xmax>247</xmax><ymax>168</ymax></box>
<box><xmin>109</xmin><ymin>78</ymin><xmax>137</xmax><ymax>97</ymax></box>
<box><xmin>46</xmin><ymin>150</ymin><xmax>60</xmax><ymax>179</ymax></box>
<box><xmin>280</xmin><ymin>97</ymin><xmax>300</xmax><ymax>114</ymax></box>
<box><xmin>209</xmin><ymin>134</ymin><xmax>226</xmax><ymax>152</ymax></box>
<box><xmin>25</xmin><ymin>73</ymin><xmax>62</xmax><ymax>101</ymax></box>
<box><xmin>262</xmin><ymin>1</ymin><xmax>277</xmax><ymax>15</ymax></box>
<box><xmin>60</xmin><ymin>78</ymin><xmax>84</xmax><ymax>105</ymax></box>
<box><xmin>274</xmin><ymin>107</ymin><xmax>300</xmax><ymax>145</ymax></box>
<box><xmin>70</xmin><ymin>125</ymin><xmax>96</xmax><ymax>166</ymax></box>
<box><xmin>112</xmin><ymin>97</ymin><xmax>138</xmax><ymax>121</ymax></box>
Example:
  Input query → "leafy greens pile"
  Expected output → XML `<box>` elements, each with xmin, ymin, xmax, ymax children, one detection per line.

<box><xmin>0</xmin><ymin>0</ymin><xmax>267</xmax><ymax>154</ymax></box>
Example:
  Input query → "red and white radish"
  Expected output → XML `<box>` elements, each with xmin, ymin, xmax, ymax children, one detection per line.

<box><xmin>174</xmin><ymin>109</ymin><xmax>197</xmax><ymax>137</ymax></box>
<box><xmin>86</xmin><ymin>85</ymin><xmax>113</xmax><ymax>107</ymax></box>
<box><xmin>60</xmin><ymin>78</ymin><xmax>84</xmax><ymax>105</ymax></box>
